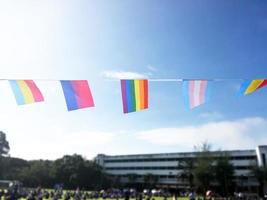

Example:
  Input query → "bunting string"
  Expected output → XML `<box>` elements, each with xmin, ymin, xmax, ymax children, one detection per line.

<box><xmin>0</xmin><ymin>78</ymin><xmax>266</xmax><ymax>113</ymax></box>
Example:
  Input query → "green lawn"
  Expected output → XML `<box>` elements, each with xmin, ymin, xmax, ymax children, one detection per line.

<box><xmin>3</xmin><ymin>197</ymin><xmax>189</xmax><ymax>200</ymax></box>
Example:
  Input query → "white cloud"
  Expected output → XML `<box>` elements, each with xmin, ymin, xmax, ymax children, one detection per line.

<box><xmin>102</xmin><ymin>70</ymin><xmax>149</xmax><ymax>79</ymax></box>
<box><xmin>9</xmin><ymin>129</ymin><xmax>117</xmax><ymax>160</ymax></box>
<box><xmin>136</xmin><ymin>117</ymin><xmax>267</xmax><ymax>150</ymax></box>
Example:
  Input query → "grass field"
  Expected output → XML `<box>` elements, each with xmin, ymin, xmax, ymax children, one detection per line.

<box><xmin>2</xmin><ymin>197</ymin><xmax>190</xmax><ymax>200</ymax></box>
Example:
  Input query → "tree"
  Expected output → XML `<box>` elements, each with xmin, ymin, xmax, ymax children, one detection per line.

<box><xmin>250</xmin><ymin>165</ymin><xmax>267</xmax><ymax>197</ymax></box>
<box><xmin>193</xmin><ymin>142</ymin><xmax>214</xmax><ymax>195</ymax></box>
<box><xmin>0</xmin><ymin>131</ymin><xmax>10</xmax><ymax>156</ymax></box>
<box><xmin>127</xmin><ymin>173</ymin><xmax>138</xmax><ymax>187</ymax></box>
<box><xmin>143</xmin><ymin>173</ymin><xmax>158</xmax><ymax>189</ymax></box>
<box><xmin>214</xmin><ymin>154</ymin><xmax>235</xmax><ymax>197</ymax></box>
<box><xmin>178</xmin><ymin>158</ymin><xmax>194</xmax><ymax>189</ymax></box>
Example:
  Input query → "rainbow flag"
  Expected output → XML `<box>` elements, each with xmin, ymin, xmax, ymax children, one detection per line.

<box><xmin>183</xmin><ymin>80</ymin><xmax>212</xmax><ymax>109</ymax></box>
<box><xmin>60</xmin><ymin>80</ymin><xmax>95</xmax><ymax>111</ymax></box>
<box><xmin>9</xmin><ymin>80</ymin><xmax>44</xmax><ymax>105</ymax></box>
<box><xmin>120</xmin><ymin>79</ymin><xmax>148</xmax><ymax>113</ymax></box>
<box><xmin>239</xmin><ymin>79</ymin><xmax>267</xmax><ymax>95</ymax></box>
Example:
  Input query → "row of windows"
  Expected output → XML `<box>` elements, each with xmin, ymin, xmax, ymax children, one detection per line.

<box><xmin>104</xmin><ymin>156</ymin><xmax>256</xmax><ymax>163</ymax></box>
<box><xmin>110</xmin><ymin>174</ymin><xmax>252</xmax><ymax>179</ymax></box>
<box><xmin>106</xmin><ymin>166</ymin><xmax>251</xmax><ymax>170</ymax></box>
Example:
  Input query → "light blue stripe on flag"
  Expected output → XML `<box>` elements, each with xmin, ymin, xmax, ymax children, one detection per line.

<box><xmin>205</xmin><ymin>81</ymin><xmax>212</xmax><ymax>102</ymax></box>
<box><xmin>239</xmin><ymin>80</ymin><xmax>251</xmax><ymax>96</ymax></box>
<box><xmin>182</xmin><ymin>80</ymin><xmax>190</xmax><ymax>110</ymax></box>
<box><xmin>9</xmin><ymin>80</ymin><xmax>25</xmax><ymax>105</ymax></box>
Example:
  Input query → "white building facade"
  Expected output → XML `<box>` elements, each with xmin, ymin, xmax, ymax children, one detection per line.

<box><xmin>95</xmin><ymin>145</ymin><xmax>267</xmax><ymax>190</ymax></box>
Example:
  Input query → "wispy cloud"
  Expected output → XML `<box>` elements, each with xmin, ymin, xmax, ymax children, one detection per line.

<box><xmin>102</xmin><ymin>70</ymin><xmax>149</xmax><ymax>79</ymax></box>
<box><xmin>199</xmin><ymin>112</ymin><xmax>224</xmax><ymax>120</ymax></box>
<box><xmin>147</xmin><ymin>65</ymin><xmax>157</xmax><ymax>72</ymax></box>
<box><xmin>136</xmin><ymin>117</ymin><xmax>267</xmax><ymax>150</ymax></box>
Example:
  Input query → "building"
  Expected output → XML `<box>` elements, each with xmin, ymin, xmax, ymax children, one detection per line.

<box><xmin>95</xmin><ymin>145</ymin><xmax>267</xmax><ymax>190</ymax></box>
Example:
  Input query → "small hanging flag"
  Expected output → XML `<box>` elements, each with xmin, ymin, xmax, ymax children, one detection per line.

<box><xmin>60</xmin><ymin>80</ymin><xmax>95</xmax><ymax>111</ymax></box>
<box><xmin>120</xmin><ymin>79</ymin><xmax>148</xmax><ymax>113</ymax></box>
<box><xmin>9</xmin><ymin>80</ymin><xmax>44</xmax><ymax>105</ymax></box>
<box><xmin>183</xmin><ymin>80</ymin><xmax>212</xmax><ymax>109</ymax></box>
<box><xmin>239</xmin><ymin>79</ymin><xmax>267</xmax><ymax>95</ymax></box>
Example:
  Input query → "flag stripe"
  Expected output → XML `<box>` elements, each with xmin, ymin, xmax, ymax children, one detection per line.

<box><xmin>130</xmin><ymin>80</ymin><xmax>136</xmax><ymax>111</ymax></box>
<box><xmin>245</xmin><ymin>80</ymin><xmax>264</xmax><ymax>94</ymax></box>
<box><xmin>9</xmin><ymin>81</ymin><xmax>25</xmax><ymax>105</ymax></box>
<box><xmin>125</xmin><ymin>80</ymin><xmax>133</xmax><ymax>112</ymax></box>
<box><xmin>139</xmin><ymin>80</ymin><xmax>145</xmax><ymax>109</ymax></box>
<box><xmin>17</xmin><ymin>80</ymin><xmax>35</xmax><ymax>104</ymax></box>
<box><xmin>120</xmin><ymin>79</ymin><xmax>148</xmax><ymax>113</ymax></box>
<box><xmin>189</xmin><ymin>81</ymin><xmax>195</xmax><ymax>109</ymax></box>
<box><xmin>193</xmin><ymin>81</ymin><xmax>201</xmax><ymax>107</ymax></box>
<box><xmin>183</xmin><ymin>80</ymin><xmax>211</xmax><ymax>109</ymax></box>
<box><xmin>134</xmin><ymin>80</ymin><xmax>140</xmax><ymax>111</ymax></box>
<box><xmin>60</xmin><ymin>81</ymin><xmax>78</xmax><ymax>111</ymax></box>
<box><xmin>182</xmin><ymin>81</ymin><xmax>190</xmax><ymax>109</ymax></box>
<box><xmin>143</xmin><ymin>80</ymin><xmax>148</xmax><ymax>108</ymax></box>
<box><xmin>121</xmin><ymin>80</ymin><xmax>128</xmax><ymax>113</ymax></box>
<box><xmin>25</xmin><ymin>80</ymin><xmax>44</xmax><ymax>102</ymax></box>
<box><xmin>240</xmin><ymin>79</ymin><xmax>267</xmax><ymax>95</ymax></box>
<box><xmin>199</xmin><ymin>80</ymin><xmax>208</xmax><ymax>105</ymax></box>
<box><xmin>61</xmin><ymin>80</ymin><xmax>94</xmax><ymax>111</ymax></box>
<box><xmin>239</xmin><ymin>80</ymin><xmax>251</xmax><ymax>95</ymax></box>
<box><xmin>256</xmin><ymin>80</ymin><xmax>267</xmax><ymax>89</ymax></box>
<box><xmin>71</xmin><ymin>80</ymin><xmax>94</xmax><ymax>108</ymax></box>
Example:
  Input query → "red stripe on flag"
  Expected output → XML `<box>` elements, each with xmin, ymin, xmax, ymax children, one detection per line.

<box><xmin>143</xmin><ymin>80</ymin><xmax>148</xmax><ymax>109</ymax></box>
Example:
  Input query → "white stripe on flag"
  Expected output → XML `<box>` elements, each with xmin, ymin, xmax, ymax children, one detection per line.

<box><xmin>193</xmin><ymin>81</ymin><xmax>201</xmax><ymax>107</ymax></box>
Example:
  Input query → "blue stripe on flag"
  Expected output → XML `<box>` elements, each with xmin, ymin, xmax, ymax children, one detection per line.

<box><xmin>205</xmin><ymin>81</ymin><xmax>212</xmax><ymax>102</ymax></box>
<box><xmin>60</xmin><ymin>81</ymin><xmax>78</xmax><ymax>111</ymax></box>
<box><xmin>239</xmin><ymin>80</ymin><xmax>251</xmax><ymax>96</ymax></box>
<box><xmin>125</xmin><ymin>80</ymin><xmax>133</xmax><ymax>112</ymax></box>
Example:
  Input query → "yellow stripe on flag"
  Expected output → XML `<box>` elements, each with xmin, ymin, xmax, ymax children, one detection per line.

<box><xmin>17</xmin><ymin>80</ymin><xmax>35</xmax><ymax>104</ymax></box>
<box><xmin>245</xmin><ymin>80</ymin><xmax>264</xmax><ymax>95</ymax></box>
<box><xmin>134</xmin><ymin>80</ymin><xmax>140</xmax><ymax>111</ymax></box>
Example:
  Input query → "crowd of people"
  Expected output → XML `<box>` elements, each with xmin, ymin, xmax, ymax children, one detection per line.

<box><xmin>0</xmin><ymin>187</ymin><xmax>171</xmax><ymax>200</ymax></box>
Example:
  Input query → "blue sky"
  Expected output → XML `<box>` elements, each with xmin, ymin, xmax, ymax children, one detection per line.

<box><xmin>0</xmin><ymin>0</ymin><xmax>267</xmax><ymax>160</ymax></box>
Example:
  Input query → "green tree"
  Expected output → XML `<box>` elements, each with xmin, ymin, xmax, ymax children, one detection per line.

<box><xmin>214</xmin><ymin>154</ymin><xmax>235</xmax><ymax>197</ymax></box>
<box><xmin>0</xmin><ymin>131</ymin><xmax>10</xmax><ymax>156</ymax></box>
<box><xmin>250</xmin><ymin>165</ymin><xmax>267</xmax><ymax>197</ymax></box>
<box><xmin>127</xmin><ymin>173</ymin><xmax>138</xmax><ymax>187</ymax></box>
<box><xmin>0</xmin><ymin>131</ymin><xmax>10</xmax><ymax>178</ymax></box>
<box><xmin>143</xmin><ymin>173</ymin><xmax>158</xmax><ymax>189</ymax></box>
<box><xmin>193</xmin><ymin>142</ymin><xmax>214</xmax><ymax>195</ymax></box>
<box><xmin>178</xmin><ymin>158</ymin><xmax>194</xmax><ymax>189</ymax></box>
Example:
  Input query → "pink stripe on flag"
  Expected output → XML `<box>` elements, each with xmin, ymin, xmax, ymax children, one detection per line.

<box><xmin>24</xmin><ymin>80</ymin><xmax>44</xmax><ymax>102</ymax></box>
<box><xmin>71</xmin><ymin>80</ymin><xmax>94</xmax><ymax>108</ymax></box>
<box><xmin>189</xmin><ymin>81</ymin><xmax>195</xmax><ymax>109</ymax></box>
<box><xmin>199</xmin><ymin>80</ymin><xmax>207</xmax><ymax>105</ymax></box>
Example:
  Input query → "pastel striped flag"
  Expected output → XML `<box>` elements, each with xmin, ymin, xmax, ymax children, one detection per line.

<box><xmin>120</xmin><ymin>79</ymin><xmax>148</xmax><ymax>113</ymax></box>
<box><xmin>183</xmin><ymin>80</ymin><xmax>212</xmax><ymax>109</ymax></box>
<box><xmin>60</xmin><ymin>80</ymin><xmax>95</xmax><ymax>111</ymax></box>
<box><xmin>239</xmin><ymin>79</ymin><xmax>267</xmax><ymax>95</ymax></box>
<box><xmin>9</xmin><ymin>80</ymin><xmax>44</xmax><ymax>105</ymax></box>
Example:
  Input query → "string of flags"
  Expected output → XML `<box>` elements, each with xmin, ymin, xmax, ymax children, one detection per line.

<box><xmin>1</xmin><ymin>79</ymin><xmax>267</xmax><ymax>113</ymax></box>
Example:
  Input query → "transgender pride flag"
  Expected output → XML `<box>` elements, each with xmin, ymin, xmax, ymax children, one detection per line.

<box><xmin>183</xmin><ymin>80</ymin><xmax>212</xmax><ymax>109</ymax></box>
